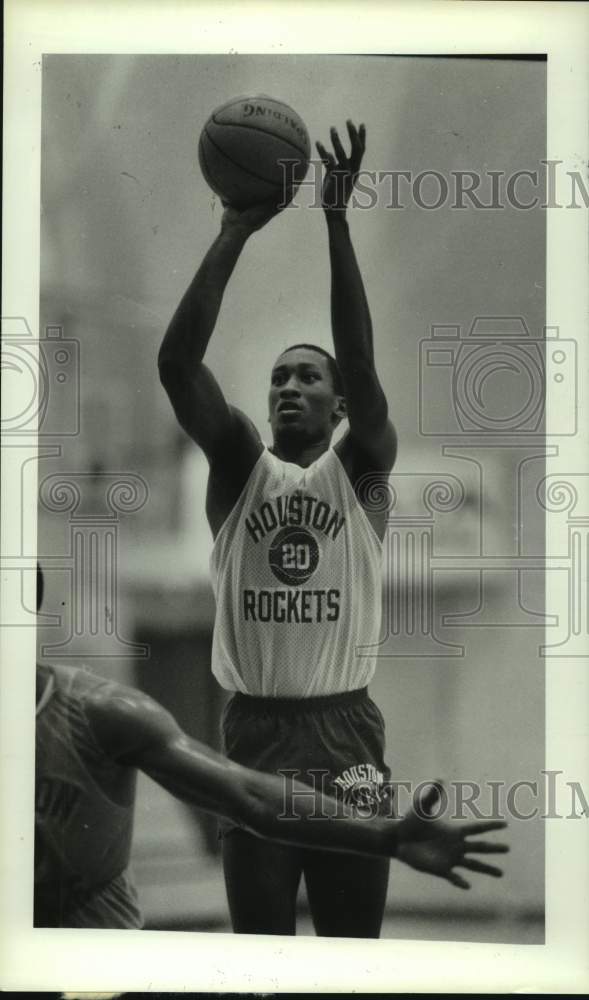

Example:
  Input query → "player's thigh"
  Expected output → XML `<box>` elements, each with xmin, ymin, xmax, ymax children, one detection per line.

<box><xmin>303</xmin><ymin>849</ymin><xmax>390</xmax><ymax>938</ymax></box>
<box><xmin>222</xmin><ymin>829</ymin><xmax>303</xmax><ymax>935</ymax></box>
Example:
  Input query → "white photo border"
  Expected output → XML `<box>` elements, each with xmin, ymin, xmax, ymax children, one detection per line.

<box><xmin>2</xmin><ymin>0</ymin><xmax>588</xmax><ymax>992</ymax></box>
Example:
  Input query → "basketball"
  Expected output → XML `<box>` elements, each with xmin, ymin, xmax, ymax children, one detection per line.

<box><xmin>268</xmin><ymin>526</ymin><xmax>320</xmax><ymax>586</ymax></box>
<box><xmin>198</xmin><ymin>95</ymin><xmax>311</xmax><ymax>209</ymax></box>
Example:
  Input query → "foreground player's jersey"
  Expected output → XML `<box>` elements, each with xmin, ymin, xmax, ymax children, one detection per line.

<box><xmin>35</xmin><ymin>663</ymin><xmax>141</xmax><ymax>927</ymax></box>
<box><xmin>210</xmin><ymin>446</ymin><xmax>383</xmax><ymax>696</ymax></box>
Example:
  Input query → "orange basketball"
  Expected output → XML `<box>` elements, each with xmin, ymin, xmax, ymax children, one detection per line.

<box><xmin>198</xmin><ymin>94</ymin><xmax>311</xmax><ymax>208</ymax></box>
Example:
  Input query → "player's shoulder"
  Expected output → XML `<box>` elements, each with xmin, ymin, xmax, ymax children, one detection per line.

<box><xmin>49</xmin><ymin>661</ymin><xmax>109</xmax><ymax>704</ymax></box>
<box><xmin>206</xmin><ymin>407</ymin><xmax>266</xmax><ymax>534</ymax></box>
<box><xmin>228</xmin><ymin>406</ymin><xmax>265</xmax><ymax>457</ymax></box>
<box><xmin>84</xmin><ymin>679</ymin><xmax>160</xmax><ymax>723</ymax></box>
<box><xmin>229</xmin><ymin>405</ymin><xmax>261</xmax><ymax>437</ymax></box>
<box><xmin>83</xmin><ymin>681</ymin><xmax>180</xmax><ymax>761</ymax></box>
<box><xmin>208</xmin><ymin>404</ymin><xmax>264</xmax><ymax>472</ymax></box>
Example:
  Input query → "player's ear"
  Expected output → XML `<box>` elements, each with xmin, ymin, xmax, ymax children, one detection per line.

<box><xmin>333</xmin><ymin>395</ymin><xmax>347</xmax><ymax>425</ymax></box>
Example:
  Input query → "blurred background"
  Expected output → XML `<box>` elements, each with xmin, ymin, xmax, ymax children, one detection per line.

<box><xmin>36</xmin><ymin>54</ymin><xmax>546</xmax><ymax>941</ymax></box>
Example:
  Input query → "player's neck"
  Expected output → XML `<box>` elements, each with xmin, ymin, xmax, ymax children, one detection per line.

<box><xmin>271</xmin><ymin>433</ymin><xmax>331</xmax><ymax>468</ymax></box>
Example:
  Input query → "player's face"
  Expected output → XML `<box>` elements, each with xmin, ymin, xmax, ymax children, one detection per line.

<box><xmin>269</xmin><ymin>349</ymin><xmax>342</xmax><ymax>441</ymax></box>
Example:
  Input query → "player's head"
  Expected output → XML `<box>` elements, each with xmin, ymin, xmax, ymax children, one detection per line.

<box><xmin>269</xmin><ymin>344</ymin><xmax>346</xmax><ymax>445</ymax></box>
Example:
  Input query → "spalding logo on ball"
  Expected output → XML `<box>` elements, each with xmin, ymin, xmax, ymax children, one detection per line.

<box><xmin>198</xmin><ymin>95</ymin><xmax>311</xmax><ymax>209</ymax></box>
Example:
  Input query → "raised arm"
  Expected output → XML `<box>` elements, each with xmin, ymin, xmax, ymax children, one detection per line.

<box><xmin>85</xmin><ymin>683</ymin><xmax>508</xmax><ymax>887</ymax></box>
<box><xmin>317</xmin><ymin>122</ymin><xmax>397</xmax><ymax>472</ymax></box>
<box><xmin>158</xmin><ymin>201</ymin><xmax>279</xmax><ymax>465</ymax></box>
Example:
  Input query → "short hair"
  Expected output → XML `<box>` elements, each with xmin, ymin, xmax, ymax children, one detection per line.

<box><xmin>37</xmin><ymin>562</ymin><xmax>44</xmax><ymax>612</ymax></box>
<box><xmin>280</xmin><ymin>343</ymin><xmax>344</xmax><ymax>396</ymax></box>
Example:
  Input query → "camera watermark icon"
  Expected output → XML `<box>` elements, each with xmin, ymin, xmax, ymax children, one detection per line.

<box><xmin>359</xmin><ymin>456</ymin><xmax>588</xmax><ymax>656</ymax></box>
<box><xmin>353</xmin><ymin>311</ymin><xmax>584</xmax><ymax>656</ymax></box>
<box><xmin>536</xmin><ymin>474</ymin><xmax>589</xmax><ymax>657</ymax></box>
<box><xmin>355</xmin><ymin>470</ymin><xmax>466</xmax><ymax>658</ymax></box>
<box><xmin>1</xmin><ymin>316</ymin><xmax>151</xmax><ymax>658</ymax></box>
<box><xmin>419</xmin><ymin>317</ymin><xmax>576</xmax><ymax>437</ymax></box>
<box><xmin>36</xmin><ymin>471</ymin><xmax>150</xmax><ymax>659</ymax></box>
<box><xmin>1</xmin><ymin>316</ymin><xmax>80</xmax><ymax>436</ymax></box>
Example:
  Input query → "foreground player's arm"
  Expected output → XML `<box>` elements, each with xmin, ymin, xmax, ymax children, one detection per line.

<box><xmin>317</xmin><ymin>121</ymin><xmax>397</xmax><ymax>471</ymax></box>
<box><xmin>158</xmin><ymin>201</ymin><xmax>279</xmax><ymax>464</ymax></box>
<box><xmin>85</xmin><ymin>684</ymin><xmax>508</xmax><ymax>888</ymax></box>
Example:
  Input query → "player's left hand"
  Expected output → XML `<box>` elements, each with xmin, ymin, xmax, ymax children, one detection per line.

<box><xmin>395</xmin><ymin>782</ymin><xmax>509</xmax><ymax>889</ymax></box>
<box><xmin>316</xmin><ymin>120</ymin><xmax>366</xmax><ymax>213</ymax></box>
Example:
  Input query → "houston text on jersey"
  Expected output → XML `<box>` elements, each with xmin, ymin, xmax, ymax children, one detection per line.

<box><xmin>245</xmin><ymin>491</ymin><xmax>345</xmax><ymax>544</ymax></box>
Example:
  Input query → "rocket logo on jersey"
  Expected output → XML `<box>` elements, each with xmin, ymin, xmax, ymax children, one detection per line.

<box><xmin>243</xmin><ymin>489</ymin><xmax>345</xmax><ymax>623</ymax></box>
<box><xmin>333</xmin><ymin>763</ymin><xmax>388</xmax><ymax>818</ymax></box>
<box><xmin>268</xmin><ymin>526</ymin><xmax>319</xmax><ymax>585</ymax></box>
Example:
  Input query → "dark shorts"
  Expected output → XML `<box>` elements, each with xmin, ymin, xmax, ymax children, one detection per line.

<box><xmin>221</xmin><ymin>687</ymin><xmax>392</xmax><ymax>833</ymax></box>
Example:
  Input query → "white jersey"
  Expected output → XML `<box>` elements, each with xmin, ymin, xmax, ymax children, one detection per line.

<box><xmin>210</xmin><ymin>446</ymin><xmax>383</xmax><ymax>697</ymax></box>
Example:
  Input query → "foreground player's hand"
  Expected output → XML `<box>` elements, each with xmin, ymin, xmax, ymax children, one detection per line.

<box><xmin>395</xmin><ymin>782</ymin><xmax>509</xmax><ymax>889</ymax></box>
<box><xmin>221</xmin><ymin>197</ymin><xmax>283</xmax><ymax>235</ymax></box>
<box><xmin>316</xmin><ymin>119</ymin><xmax>366</xmax><ymax>213</ymax></box>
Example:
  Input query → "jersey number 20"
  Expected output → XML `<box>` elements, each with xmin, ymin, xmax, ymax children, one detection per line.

<box><xmin>282</xmin><ymin>543</ymin><xmax>311</xmax><ymax>571</ymax></box>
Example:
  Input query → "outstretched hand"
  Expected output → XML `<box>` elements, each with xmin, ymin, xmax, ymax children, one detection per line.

<box><xmin>395</xmin><ymin>782</ymin><xmax>509</xmax><ymax>890</ymax></box>
<box><xmin>316</xmin><ymin>119</ymin><xmax>366</xmax><ymax>213</ymax></box>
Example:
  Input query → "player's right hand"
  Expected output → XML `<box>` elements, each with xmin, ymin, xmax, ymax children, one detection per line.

<box><xmin>395</xmin><ymin>781</ymin><xmax>509</xmax><ymax>889</ymax></box>
<box><xmin>221</xmin><ymin>197</ymin><xmax>283</xmax><ymax>235</ymax></box>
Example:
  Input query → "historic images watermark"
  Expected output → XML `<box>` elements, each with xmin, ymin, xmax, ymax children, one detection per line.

<box><xmin>276</xmin><ymin>770</ymin><xmax>589</xmax><ymax>823</ymax></box>
<box><xmin>2</xmin><ymin>312</ymin><xmax>584</xmax><ymax>661</ymax></box>
<box><xmin>278</xmin><ymin>158</ymin><xmax>589</xmax><ymax>211</ymax></box>
<box><xmin>355</xmin><ymin>315</ymin><xmax>584</xmax><ymax>660</ymax></box>
<box><xmin>1</xmin><ymin>316</ymin><xmax>149</xmax><ymax>658</ymax></box>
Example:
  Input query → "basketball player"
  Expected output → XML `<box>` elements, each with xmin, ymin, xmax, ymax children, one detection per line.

<box><xmin>158</xmin><ymin>121</ymin><xmax>454</xmax><ymax>935</ymax></box>
<box><xmin>35</xmin><ymin>567</ymin><xmax>509</xmax><ymax>928</ymax></box>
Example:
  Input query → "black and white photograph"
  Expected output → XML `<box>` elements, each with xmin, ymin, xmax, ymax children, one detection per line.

<box><xmin>2</xmin><ymin>1</ymin><xmax>588</xmax><ymax>993</ymax></box>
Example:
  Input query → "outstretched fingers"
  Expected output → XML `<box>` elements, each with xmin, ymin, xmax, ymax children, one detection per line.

<box><xmin>459</xmin><ymin>857</ymin><xmax>504</xmax><ymax>878</ymax></box>
<box><xmin>462</xmin><ymin>820</ymin><xmax>507</xmax><ymax>836</ymax></box>
<box><xmin>316</xmin><ymin>120</ymin><xmax>366</xmax><ymax>194</ymax></box>
<box><xmin>316</xmin><ymin>140</ymin><xmax>336</xmax><ymax>172</ymax></box>
<box><xmin>463</xmin><ymin>839</ymin><xmax>510</xmax><ymax>855</ymax></box>
<box><xmin>346</xmin><ymin>119</ymin><xmax>366</xmax><ymax>165</ymax></box>
<box><xmin>330</xmin><ymin>126</ymin><xmax>347</xmax><ymax>165</ymax></box>
<box><xmin>446</xmin><ymin>871</ymin><xmax>471</xmax><ymax>890</ymax></box>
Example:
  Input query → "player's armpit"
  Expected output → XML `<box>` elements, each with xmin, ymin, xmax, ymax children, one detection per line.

<box><xmin>352</xmin><ymin>415</ymin><xmax>397</xmax><ymax>472</ymax></box>
<box><xmin>336</xmin><ymin>415</ymin><xmax>397</xmax><ymax>476</ymax></box>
